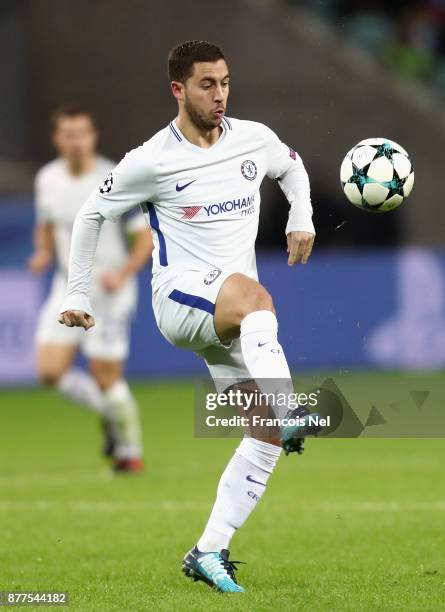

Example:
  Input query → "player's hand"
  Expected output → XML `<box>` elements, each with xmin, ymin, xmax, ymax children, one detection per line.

<box><xmin>286</xmin><ymin>231</ymin><xmax>315</xmax><ymax>266</ymax></box>
<box><xmin>101</xmin><ymin>270</ymin><xmax>127</xmax><ymax>293</ymax></box>
<box><xmin>58</xmin><ymin>310</ymin><xmax>95</xmax><ymax>330</ymax></box>
<box><xmin>28</xmin><ymin>250</ymin><xmax>52</xmax><ymax>275</ymax></box>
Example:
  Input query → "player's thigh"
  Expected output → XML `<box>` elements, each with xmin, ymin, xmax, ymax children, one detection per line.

<box><xmin>35</xmin><ymin>276</ymin><xmax>84</xmax><ymax>345</ymax></box>
<box><xmin>35</xmin><ymin>284</ymin><xmax>82</xmax><ymax>384</ymax></box>
<box><xmin>214</xmin><ymin>273</ymin><xmax>275</xmax><ymax>343</ymax></box>
<box><xmin>88</xmin><ymin>358</ymin><xmax>123</xmax><ymax>391</ymax></box>
<box><xmin>153</xmin><ymin>269</ymin><xmax>231</xmax><ymax>351</ymax></box>
<box><xmin>82</xmin><ymin>285</ymin><xmax>135</xmax><ymax>365</ymax></box>
<box><xmin>36</xmin><ymin>343</ymin><xmax>78</xmax><ymax>385</ymax></box>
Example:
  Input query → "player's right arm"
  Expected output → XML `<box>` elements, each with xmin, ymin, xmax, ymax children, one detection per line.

<box><xmin>58</xmin><ymin>145</ymin><xmax>155</xmax><ymax>330</ymax></box>
<box><xmin>28</xmin><ymin>222</ymin><xmax>54</xmax><ymax>275</ymax></box>
<box><xmin>28</xmin><ymin>171</ymin><xmax>55</xmax><ymax>275</ymax></box>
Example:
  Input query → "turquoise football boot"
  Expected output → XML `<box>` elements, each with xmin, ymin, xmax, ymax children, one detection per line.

<box><xmin>182</xmin><ymin>546</ymin><xmax>245</xmax><ymax>593</ymax></box>
<box><xmin>281</xmin><ymin>406</ymin><xmax>324</xmax><ymax>455</ymax></box>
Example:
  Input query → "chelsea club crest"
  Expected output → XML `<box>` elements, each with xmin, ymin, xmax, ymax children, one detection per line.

<box><xmin>241</xmin><ymin>160</ymin><xmax>257</xmax><ymax>181</ymax></box>
<box><xmin>204</xmin><ymin>269</ymin><xmax>222</xmax><ymax>285</ymax></box>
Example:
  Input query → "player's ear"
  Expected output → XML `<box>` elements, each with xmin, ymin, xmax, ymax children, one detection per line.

<box><xmin>171</xmin><ymin>81</ymin><xmax>184</xmax><ymax>101</ymax></box>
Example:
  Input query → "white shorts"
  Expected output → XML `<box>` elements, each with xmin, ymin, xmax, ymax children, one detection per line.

<box><xmin>152</xmin><ymin>268</ymin><xmax>252</xmax><ymax>390</ymax></box>
<box><xmin>35</xmin><ymin>273</ymin><xmax>137</xmax><ymax>361</ymax></box>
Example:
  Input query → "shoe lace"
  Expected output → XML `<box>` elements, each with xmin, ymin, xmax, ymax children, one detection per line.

<box><xmin>287</xmin><ymin>405</ymin><xmax>310</xmax><ymax>420</ymax></box>
<box><xmin>220</xmin><ymin>555</ymin><xmax>246</xmax><ymax>582</ymax></box>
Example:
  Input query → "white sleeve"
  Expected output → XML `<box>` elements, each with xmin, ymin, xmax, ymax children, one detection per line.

<box><xmin>264</xmin><ymin>127</ymin><xmax>315</xmax><ymax>236</ymax></box>
<box><xmin>59</xmin><ymin>145</ymin><xmax>155</xmax><ymax>316</ymax></box>
<box><xmin>59</xmin><ymin>201</ymin><xmax>104</xmax><ymax>316</ymax></box>
<box><xmin>34</xmin><ymin>172</ymin><xmax>53</xmax><ymax>223</ymax></box>
<box><xmin>86</xmin><ymin>144</ymin><xmax>156</xmax><ymax>222</ymax></box>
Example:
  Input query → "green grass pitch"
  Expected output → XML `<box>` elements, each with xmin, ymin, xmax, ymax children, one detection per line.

<box><xmin>1</xmin><ymin>375</ymin><xmax>444</xmax><ymax>611</ymax></box>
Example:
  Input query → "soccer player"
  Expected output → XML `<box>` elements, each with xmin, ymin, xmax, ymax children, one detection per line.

<box><xmin>58</xmin><ymin>42</ymin><xmax>316</xmax><ymax>590</ymax></box>
<box><xmin>29</xmin><ymin>106</ymin><xmax>153</xmax><ymax>472</ymax></box>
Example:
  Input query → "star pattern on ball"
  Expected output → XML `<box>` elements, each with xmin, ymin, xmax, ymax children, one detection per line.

<box><xmin>373</xmin><ymin>141</ymin><xmax>394</xmax><ymax>161</ymax></box>
<box><xmin>348</xmin><ymin>162</ymin><xmax>371</xmax><ymax>192</ymax></box>
<box><xmin>386</xmin><ymin>169</ymin><xmax>405</xmax><ymax>199</ymax></box>
<box><xmin>340</xmin><ymin>138</ymin><xmax>413</xmax><ymax>213</ymax></box>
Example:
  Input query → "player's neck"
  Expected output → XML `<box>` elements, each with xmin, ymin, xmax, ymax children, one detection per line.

<box><xmin>65</xmin><ymin>155</ymin><xmax>96</xmax><ymax>177</ymax></box>
<box><xmin>175</xmin><ymin>115</ymin><xmax>222</xmax><ymax>149</ymax></box>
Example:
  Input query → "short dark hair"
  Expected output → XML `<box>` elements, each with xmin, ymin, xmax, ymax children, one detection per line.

<box><xmin>50</xmin><ymin>105</ymin><xmax>96</xmax><ymax>131</ymax></box>
<box><xmin>168</xmin><ymin>40</ymin><xmax>226</xmax><ymax>83</ymax></box>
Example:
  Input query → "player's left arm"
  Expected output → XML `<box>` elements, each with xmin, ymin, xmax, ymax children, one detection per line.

<box><xmin>281</xmin><ymin>158</ymin><xmax>315</xmax><ymax>266</ymax></box>
<box><xmin>101</xmin><ymin>226</ymin><xmax>153</xmax><ymax>293</ymax></box>
<box><xmin>265</xmin><ymin>127</ymin><xmax>315</xmax><ymax>266</ymax></box>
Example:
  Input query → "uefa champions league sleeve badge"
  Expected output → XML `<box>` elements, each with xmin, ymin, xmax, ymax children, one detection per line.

<box><xmin>99</xmin><ymin>173</ymin><xmax>114</xmax><ymax>194</ymax></box>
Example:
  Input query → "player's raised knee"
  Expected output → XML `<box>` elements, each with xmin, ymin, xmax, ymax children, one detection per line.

<box><xmin>242</xmin><ymin>285</ymin><xmax>275</xmax><ymax>318</ymax></box>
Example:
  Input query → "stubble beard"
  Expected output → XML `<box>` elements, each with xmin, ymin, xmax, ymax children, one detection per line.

<box><xmin>184</xmin><ymin>97</ymin><xmax>219</xmax><ymax>132</ymax></box>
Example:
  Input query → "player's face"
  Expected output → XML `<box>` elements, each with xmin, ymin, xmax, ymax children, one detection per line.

<box><xmin>52</xmin><ymin>115</ymin><xmax>97</xmax><ymax>162</ymax></box>
<box><xmin>181</xmin><ymin>60</ymin><xmax>229</xmax><ymax>131</ymax></box>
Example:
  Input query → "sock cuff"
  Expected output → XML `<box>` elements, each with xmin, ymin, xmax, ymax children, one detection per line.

<box><xmin>57</xmin><ymin>367</ymin><xmax>82</xmax><ymax>391</ymax></box>
<box><xmin>104</xmin><ymin>379</ymin><xmax>131</xmax><ymax>402</ymax></box>
<box><xmin>240</xmin><ymin>310</ymin><xmax>278</xmax><ymax>337</ymax></box>
<box><xmin>57</xmin><ymin>367</ymin><xmax>105</xmax><ymax>413</ymax></box>
<box><xmin>236</xmin><ymin>437</ymin><xmax>281</xmax><ymax>473</ymax></box>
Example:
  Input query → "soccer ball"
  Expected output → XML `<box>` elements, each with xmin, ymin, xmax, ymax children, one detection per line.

<box><xmin>340</xmin><ymin>138</ymin><xmax>414</xmax><ymax>212</ymax></box>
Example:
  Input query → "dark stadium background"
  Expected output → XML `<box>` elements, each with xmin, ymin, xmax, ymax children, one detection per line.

<box><xmin>0</xmin><ymin>3</ymin><xmax>444</xmax><ymax>610</ymax></box>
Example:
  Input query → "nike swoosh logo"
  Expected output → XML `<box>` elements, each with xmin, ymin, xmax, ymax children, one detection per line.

<box><xmin>258</xmin><ymin>341</ymin><xmax>271</xmax><ymax>348</ymax></box>
<box><xmin>246</xmin><ymin>474</ymin><xmax>266</xmax><ymax>487</ymax></box>
<box><xmin>176</xmin><ymin>180</ymin><xmax>196</xmax><ymax>192</ymax></box>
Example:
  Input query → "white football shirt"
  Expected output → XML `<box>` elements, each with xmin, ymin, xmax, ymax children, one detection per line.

<box><xmin>85</xmin><ymin>117</ymin><xmax>314</xmax><ymax>292</ymax></box>
<box><xmin>35</xmin><ymin>156</ymin><xmax>145</xmax><ymax>276</ymax></box>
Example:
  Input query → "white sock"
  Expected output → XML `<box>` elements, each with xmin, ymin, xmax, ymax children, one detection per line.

<box><xmin>103</xmin><ymin>380</ymin><xmax>143</xmax><ymax>460</ymax></box>
<box><xmin>240</xmin><ymin>310</ymin><xmax>294</xmax><ymax>420</ymax></box>
<box><xmin>197</xmin><ymin>437</ymin><xmax>281</xmax><ymax>552</ymax></box>
<box><xmin>58</xmin><ymin>368</ymin><xmax>105</xmax><ymax>414</ymax></box>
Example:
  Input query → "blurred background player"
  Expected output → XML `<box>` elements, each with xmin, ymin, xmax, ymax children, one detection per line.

<box><xmin>28</xmin><ymin>106</ymin><xmax>153</xmax><ymax>472</ymax></box>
